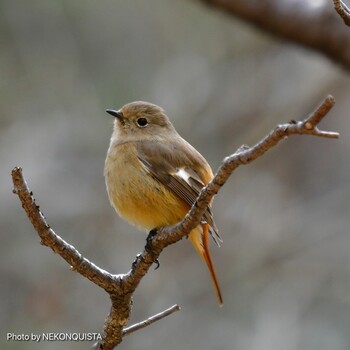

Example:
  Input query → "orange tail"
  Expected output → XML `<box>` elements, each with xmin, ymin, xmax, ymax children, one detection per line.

<box><xmin>189</xmin><ymin>224</ymin><xmax>223</xmax><ymax>306</ymax></box>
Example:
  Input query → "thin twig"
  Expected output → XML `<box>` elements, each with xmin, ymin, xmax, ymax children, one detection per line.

<box><xmin>334</xmin><ymin>0</ymin><xmax>350</xmax><ymax>26</ymax></box>
<box><xmin>122</xmin><ymin>305</ymin><xmax>181</xmax><ymax>337</ymax></box>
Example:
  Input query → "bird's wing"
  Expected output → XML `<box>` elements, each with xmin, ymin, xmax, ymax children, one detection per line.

<box><xmin>136</xmin><ymin>140</ymin><xmax>222</xmax><ymax>245</ymax></box>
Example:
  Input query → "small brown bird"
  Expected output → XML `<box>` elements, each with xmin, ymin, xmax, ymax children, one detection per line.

<box><xmin>104</xmin><ymin>101</ymin><xmax>223</xmax><ymax>305</ymax></box>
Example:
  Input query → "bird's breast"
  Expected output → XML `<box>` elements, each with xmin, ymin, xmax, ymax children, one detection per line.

<box><xmin>104</xmin><ymin>143</ymin><xmax>188</xmax><ymax>230</ymax></box>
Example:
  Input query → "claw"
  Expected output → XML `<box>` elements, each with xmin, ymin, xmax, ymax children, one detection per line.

<box><xmin>154</xmin><ymin>259</ymin><xmax>160</xmax><ymax>270</ymax></box>
<box><xmin>132</xmin><ymin>253</ymin><xmax>142</xmax><ymax>270</ymax></box>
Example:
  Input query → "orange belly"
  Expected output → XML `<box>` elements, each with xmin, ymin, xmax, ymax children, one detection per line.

<box><xmin>114</xmin><ymin>178</ymin><xmax>189</xmax><ymax>230</ymax></box>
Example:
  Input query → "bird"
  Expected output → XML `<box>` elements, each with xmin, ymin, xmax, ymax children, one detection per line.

<box><xmin>104</xmin><ymin>101</ymin><xmax>223</xmax><ymax>305</ymax></box>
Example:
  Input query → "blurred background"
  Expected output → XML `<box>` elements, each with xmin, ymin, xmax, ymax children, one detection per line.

<box><xmin>1</xmin><ymin>1</ymin><xmax>349</xmax><ymax>349</ymax></box>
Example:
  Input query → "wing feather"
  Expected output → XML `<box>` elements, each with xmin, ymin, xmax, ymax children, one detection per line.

<box><xmin>137</xmin><ymin>140</ymin><xmax>222</xmax><ymax>245</ymax></box>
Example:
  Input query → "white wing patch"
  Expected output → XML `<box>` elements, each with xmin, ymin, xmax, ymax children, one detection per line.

<box><xmin>176</xmin><ymin>168</ymin><xmax>191</xmax><ymax>182</ymax></box>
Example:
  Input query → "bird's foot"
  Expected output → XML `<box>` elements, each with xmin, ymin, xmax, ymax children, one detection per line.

<box><xmin>132</xmin><ymin>253</ymin><xmax>142</xmax><ymax>271</ymax></box>
<box><xmin>146</xmin><ymin>229</ymin><xmax>160</xmax><ymax>270</ymax></box>
<box><xmin>146</xmin><ymin>229</ymin><xmax>158</xmax><ymax>250</ymax></box>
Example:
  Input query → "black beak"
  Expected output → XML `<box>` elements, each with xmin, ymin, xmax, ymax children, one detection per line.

<box><xmin>106</xmin><ymin>109</ymin><xmax>125</xmax><ymax>123</ymax></box>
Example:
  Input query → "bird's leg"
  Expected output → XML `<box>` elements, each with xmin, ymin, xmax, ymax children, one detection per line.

<box><xmin>146</xmin><ymin>229</ymin><xmax>158</xmax><ymax>248</ymax></box>
<box><xmin>146</xmin><ymin>229</ymin><xmax>160</xmax><ymax>270</ymax></box>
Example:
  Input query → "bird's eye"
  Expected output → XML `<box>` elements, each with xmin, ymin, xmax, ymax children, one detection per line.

<box><xmin>136</xmin><ymin>118</ymin><xmax>148</xmax><ymax>127</ymax></box>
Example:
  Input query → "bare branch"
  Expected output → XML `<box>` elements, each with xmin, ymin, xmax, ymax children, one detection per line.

<box><xmin>144</xmin><ymin>95</ymin><xmax>339</xmax><ymax>250</ymax></box>
<box><xmin>11</xmin><ymin>169</ymin><xmax>180</xmax><ymax>350</ymax></box>
<box><xmin>122</xmin><ymin>305</ymin><xmax>181</xmax><ymax>337</ymax></box>
<box><xmin>11</xmin><ymin>167</ymin><xmax>119</xmax><ymax>292</ymax></box>
<box><xmin>12</xmin><ymin>95</ymin><xmax>339</xmax><ymax>350</ymax></box>
<box><xmin>334</xmin><ymin>0</ymin><xmax>350</xmax><ymax>26</ymax></box>
<box><xmin>12</xmin><ymin>167</ymin><xmax>130</xmax><ymax>349</ymax></box>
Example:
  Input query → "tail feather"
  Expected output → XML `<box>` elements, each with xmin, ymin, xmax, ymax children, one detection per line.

<box><xmin>189</xmin><ymin>225</ymin><xmax>223</xmax><ymax>306</ymax></box>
